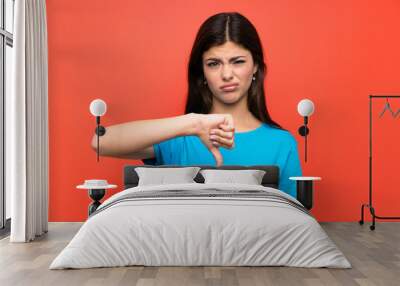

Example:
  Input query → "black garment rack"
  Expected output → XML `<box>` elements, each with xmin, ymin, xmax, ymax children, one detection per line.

<box><xmin>359</xmin><ymin>95</ymin><xmax>400</xmax><ymax>230</ymax></box>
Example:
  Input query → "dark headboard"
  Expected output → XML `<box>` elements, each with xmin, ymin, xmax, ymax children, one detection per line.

<box><xmin>123</xmin><ymin>165</ymin><xmax>279</xmax><ymax>189</ymax></box>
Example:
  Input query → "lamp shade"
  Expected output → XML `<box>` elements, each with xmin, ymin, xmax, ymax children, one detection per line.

<box><xmin>297</xmin><ymin>99</ymin><xmax>315</xmax><ymax>117</ymax></box>
<box><xmin>89</xmin><ymin>99</ymin><xmax>107</xmax><ymax>116</ymax></box>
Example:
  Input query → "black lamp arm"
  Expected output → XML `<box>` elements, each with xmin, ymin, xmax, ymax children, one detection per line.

<box><xmin>298</xmin><ymin>117</ymin><xmax>309</xmax><ymax>136</ymax></box>
<box><xmin>95</xmin><ymin>116</ymin><xmax>106</xmax><ymax>136</ymax></box>
<box><xmin>303</xmin><ymin>116</ymin><xmax>308</xmax><ymax>125</ymax></box>
<box><xmin>94</xmin><ymin>116</ymin><xmax>106</xmax><ymax>162</ymax></box>
<box><xmin>298</xmin><ymin>116</ymin><xmax>310</xmax><ymax>163</ymax></box>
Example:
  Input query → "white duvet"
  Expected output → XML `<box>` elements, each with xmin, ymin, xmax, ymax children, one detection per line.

<box><xmin>50</xmin><ymin>183</ymin><xmax>351</xmax><ymax>269</ymax></box>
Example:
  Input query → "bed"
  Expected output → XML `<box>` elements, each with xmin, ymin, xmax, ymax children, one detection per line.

<box><xmin>49</xmin><ymin>165</ymin><xmax>351</xmax><ymax>269</ymax></box>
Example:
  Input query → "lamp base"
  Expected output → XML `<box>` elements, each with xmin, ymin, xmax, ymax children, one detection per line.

<box><xmin>298</xmin><ymin>125</ymin><xmax>309</xmax><ymax>136</ymax></box>
<box><xmin>95</xmin><ymin>125</ymin><xmax>106</xmax><ymax>136</ymax></box>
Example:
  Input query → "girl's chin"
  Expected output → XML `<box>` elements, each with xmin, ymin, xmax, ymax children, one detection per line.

<box><xmin>219</xmin><ymin>93</ymin><xmax>243</xmax><ymax>104</ymax></box>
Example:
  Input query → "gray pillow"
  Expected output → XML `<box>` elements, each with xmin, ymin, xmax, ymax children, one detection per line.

<box><xmin>200</xmin><ymin>169</ymin><xmax>266</xmax><ymax>185</ymax></box>
<box><xmin>135</xmin><ymin>167</ymin><xmax>201</xmax><ymax>186</ymax></box>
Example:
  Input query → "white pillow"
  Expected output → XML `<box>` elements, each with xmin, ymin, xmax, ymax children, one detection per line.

<box><xmin>200</xmin><ymin>169</ymin><xmax>266</xmax><ymax>185</ymax></box>
<box><xmin>135</xmin><ymin>167</ymin><xmax>201</xmax><ymax>186</ymax></box>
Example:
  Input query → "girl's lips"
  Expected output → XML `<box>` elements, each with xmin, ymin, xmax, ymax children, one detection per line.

<box><xmin>220</xmin><ymin>84</ymin><xmax>239</xmax><ymax>91</ymax></box>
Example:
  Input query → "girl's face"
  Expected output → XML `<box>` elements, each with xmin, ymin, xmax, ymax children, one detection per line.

<box><xmin>202</xmin><ymin>41</ymin><xmax>258</xmax><ymax>105</ymax></box>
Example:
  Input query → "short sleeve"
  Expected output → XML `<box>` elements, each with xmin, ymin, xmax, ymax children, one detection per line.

<box><xmin>141</xmin><ymin>137</ymin><xmax>184</xmax><ymax>165</ymax></box>
<box><xmin>141</xmin><ymin>143</ymin><xmax>161</xmax><ymax>165</ymax></box>
<box><xmin>279</xmin><ymin>136</ymin><xmax>303</xmax><ymax>198</ymax></box>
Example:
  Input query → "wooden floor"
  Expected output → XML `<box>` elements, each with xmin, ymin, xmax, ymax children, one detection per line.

<box><xmin>0</xmin><ymin>222</ymin><xmax>399</xmax><ymax>286</ymax></box>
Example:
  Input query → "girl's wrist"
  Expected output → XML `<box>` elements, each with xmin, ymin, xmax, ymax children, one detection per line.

<box><xmin>182</xmin><ymin>113</ymin><xmax>202</xmax><ymax>136</ymax></box>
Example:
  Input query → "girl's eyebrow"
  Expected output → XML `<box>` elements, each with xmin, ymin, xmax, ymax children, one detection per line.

<box><xmin>205</xmin><ymin>56</ymin><xmax>246</xmax><ymax>62</ymax></box>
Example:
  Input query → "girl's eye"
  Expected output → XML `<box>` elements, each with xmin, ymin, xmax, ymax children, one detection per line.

<box><xmin>206</xmin><ymin>60</ymin><xmax>245</xmax><ymax>67</ymax></box>
<box><xmin>207</xmin><ymin>62</ymin><xmax>219</xmax><ymax>67</ymax></box>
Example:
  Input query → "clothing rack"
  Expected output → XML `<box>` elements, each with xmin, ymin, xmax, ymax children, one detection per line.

<box><xmin>359</xmin><ymin>95</ymin><xmax>400</xmax><ymax>230</ymax></box>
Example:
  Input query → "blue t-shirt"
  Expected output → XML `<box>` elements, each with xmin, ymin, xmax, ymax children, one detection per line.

<box><xmin>143</xmin><ymin>123</ymin><xmax>302</xmax><ymax>198</ymax></box>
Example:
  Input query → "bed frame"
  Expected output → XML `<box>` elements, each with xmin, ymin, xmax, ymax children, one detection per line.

<box><xmin>123</xmin><ymin>165</ymin><xmax>279</xmax><ymax>190</ymax></box>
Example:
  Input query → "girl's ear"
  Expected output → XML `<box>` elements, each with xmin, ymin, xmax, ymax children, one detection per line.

<box><xmin>253</xmin><ymin>63</ymin><xmax>258</xmax><ymax>75</ymax></box>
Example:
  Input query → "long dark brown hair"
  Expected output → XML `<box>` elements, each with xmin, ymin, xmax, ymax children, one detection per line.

<box><xmin>185</xmin><ymin>12</ymin><xmax>284</xmax><ymax>130</ymax></box>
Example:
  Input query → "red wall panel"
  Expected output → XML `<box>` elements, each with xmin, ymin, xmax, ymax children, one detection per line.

<box><xmin>46</xmin><ymin>0</ymin><xmax>400</xmax><ymax>221</ymax></box>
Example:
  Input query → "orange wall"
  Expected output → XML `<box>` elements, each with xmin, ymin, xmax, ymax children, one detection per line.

<box><xmin>47</xmin><ymin>0</ymin><xmax>400</xmax><ymax>222</ymax></box>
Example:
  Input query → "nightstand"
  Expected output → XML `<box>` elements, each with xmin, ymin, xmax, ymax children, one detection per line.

<box><xmin>77</xmin><ymin>180</ymin><xmax>117</xmax><ymax>216</ymax></box>
<box><xmin>289</xmin><ymin>176</ymin><xmax>321</xmax><ymax>210</ymax></box>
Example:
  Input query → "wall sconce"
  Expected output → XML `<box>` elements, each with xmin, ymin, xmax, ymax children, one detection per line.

<box><xmin>89</xmin><ymin>99</ymin><xmax>107</xmax><ymax>162</ymax></box>
<box><xmin>297</xmin><ymin>99</ymin><xmax>315</xmax><ymax>163</ymax></box>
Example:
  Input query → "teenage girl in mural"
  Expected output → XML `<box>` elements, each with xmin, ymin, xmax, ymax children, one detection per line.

<box><xmin>91</xmin><ymin>12</ymin><xmax>302</xmax><ymax>198</ymax></box>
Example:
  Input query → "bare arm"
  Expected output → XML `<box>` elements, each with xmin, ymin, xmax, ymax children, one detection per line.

<box><xmin>90</xmin><ymin>112</ymin><xmax>235</xmax><ymax>166</ymax></box>
<box><xmin>91</xmin><ymin>113</ymin><xmax>199</xmax><ymax>159</ymax></box>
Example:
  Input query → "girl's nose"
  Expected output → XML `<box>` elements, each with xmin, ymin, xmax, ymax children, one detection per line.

<box><xmin>221</xmin><ymin>65</ymin><xmax>234</xmax><ymax>81</ymax></box>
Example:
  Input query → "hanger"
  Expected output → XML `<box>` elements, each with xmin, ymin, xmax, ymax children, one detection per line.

<box><xmin>379</xmin><ymin>98</ymin><xmax>396</xmax><ymax>118</ymax></box>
